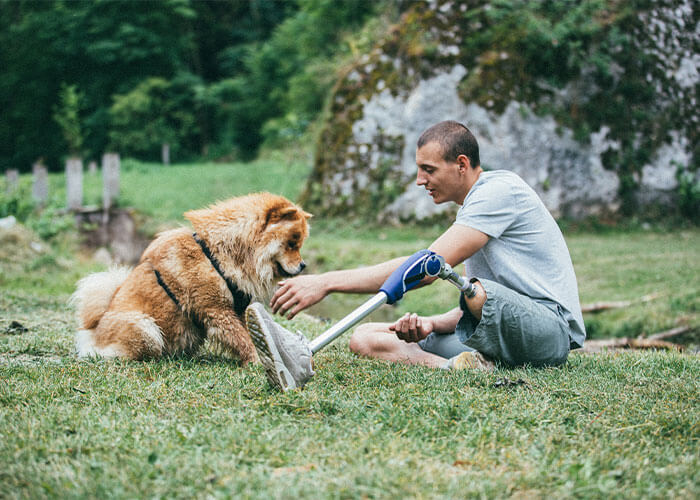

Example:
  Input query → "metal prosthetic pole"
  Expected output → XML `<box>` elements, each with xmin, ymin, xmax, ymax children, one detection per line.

<box><xmin>434</xmin><ymin>257</ymin><xmax>478</xmax><ymax>299</ymax></box>
<box><xmin>308</xmin><ymin>250</ymin><xmax>477</xmax><ymax>354</ymax></box>
<box><xmin>308</xmin><ymin>292</ymin><xmax>387</xmax><ymax>353</ymax></box>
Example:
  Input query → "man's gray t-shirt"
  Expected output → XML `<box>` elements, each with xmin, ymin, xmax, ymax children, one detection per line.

<box><xmin>455</xmin><ymin>170</ymin><xmax>585</xmax><ymax>348</ymax></box>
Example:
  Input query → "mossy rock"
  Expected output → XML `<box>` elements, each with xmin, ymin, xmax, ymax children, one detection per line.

<box><xmin>304</xmin><ymin>0</ymin><xmax>698</xmax><ymax>222</ymax></box>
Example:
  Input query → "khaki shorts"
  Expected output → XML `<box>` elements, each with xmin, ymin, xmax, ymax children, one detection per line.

<box><xmin>418</xmin><ymin>278</ymin><xmax>571</xmax><ymax>367</ymax></box>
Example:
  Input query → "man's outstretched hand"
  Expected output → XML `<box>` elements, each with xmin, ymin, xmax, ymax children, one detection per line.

<box><xmin>270</xmin><ymin>275</ymin><xmax>328</xmax><ymax>319</ymax></box>
<box><xmin>389</xmin><ymin>313</ymin><xmax>434</xmax><ymax>343</ymax></box>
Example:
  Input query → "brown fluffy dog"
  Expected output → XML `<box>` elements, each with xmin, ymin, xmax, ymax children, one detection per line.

<box><xmin>71</xmin><ymin>193</ymin><xmax>310</xmax><ymax>364</ymax></box>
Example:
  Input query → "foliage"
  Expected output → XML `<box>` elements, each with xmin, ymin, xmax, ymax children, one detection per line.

<box><xmin>109</xmin><ymin>75</ymin><xmax>205</xmax><ymax>161</ymax></box>
<box><xmin>455</xmin><ymin>0</ymin><xmax>697</xmax><ymax>214</ymax></box>
<box><xmin>24</xmin><ymin>205</ymin><xmax>76</xmax><ymax>240</ymax></box>
<box><xmin>52</xmin><ymin>83</ymin><xmax>85</xmax><ymax>157</ymax></box>
<box><xmin>0</xmin><ymin>183</ymin><xmax>35</xmax><ymax>222</ymax></box>
<box><xmin>0</xmin><ymin>0</ymin><xmax>200</xmax><ymax>171</ymax></box>
<box><xmin>0</xmin><ymin>176</ymin><xmax>75</xmax><ymax>240</ymax></box>
<box><xmin>676</xmin><ymin>164</ymin><xmax>700</xmax><ymax>221</ymax></box>
<box><xmin>305</xmin><ymin>0</ymin><xmax>696</xmax><ymax>222</ymax></box>
<box><xmin>217</xmin><ymin>0</ymin><xmax>381</xmax><ymax>155</ymax></box>
<box><xmin>0</xmin><ymin>0</ymin><xmax>381</xmax><ymax>170</ymax></box>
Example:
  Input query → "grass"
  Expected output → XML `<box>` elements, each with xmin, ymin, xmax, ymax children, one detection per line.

<box><xmin>81</xmin><ymin>155</ymin><xmax>312</xmax><ymax>224</ymax></box>
<box><xmin>1</xmin><ymin>159</ymin><xmax>698</xmax><ymax>498</ymax></box>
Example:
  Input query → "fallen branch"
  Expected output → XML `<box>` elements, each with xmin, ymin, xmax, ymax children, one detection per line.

<box><xmin>580</xmin><ymin>324</ymin><xmax>695</xmax><ymax>353</ymax></box>
<box><xmin>581</xmin><ymin>293</ymin><xmax>661</xmax><ymax>313</ymax></box>
<box><xmin>581</xmin><ymin>337</ymin><xmax>683</xmax><ymax>353</ymax></box>
<box><xmin>646</xmin><ymin>325</ymin><xmax>692</xmax><ymax>341</ymax></box>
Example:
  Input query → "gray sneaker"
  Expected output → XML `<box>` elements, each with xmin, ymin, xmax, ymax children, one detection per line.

<box><xmin>245</xmin><ymin>302</ymin><xmax>315</xmax><ymax>392</ymax></box>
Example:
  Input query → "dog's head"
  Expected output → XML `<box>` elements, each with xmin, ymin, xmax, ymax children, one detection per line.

<box><xmin>184</xmin><ymin>193</ymin><xmax>311</xmax><ymax>292</ymax></box>
<box><xmin>260</xmin><ymin>198</ymin><xmax>311</xmax><ymax>279</ymax></box>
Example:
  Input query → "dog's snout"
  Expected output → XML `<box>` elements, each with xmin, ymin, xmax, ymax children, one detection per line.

<box><xmin>299</xmin><ymin>261</ymin><xmax>306</xmax><ymax>272</ymax></box>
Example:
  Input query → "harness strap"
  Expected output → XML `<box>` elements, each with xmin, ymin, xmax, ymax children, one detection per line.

<box><xmin>193</xmin><ymin>232</ymin><xmax>252</xmax><ymax>316</ymax></box>
<box><xmin>154</xmin><ymin>268</ymin><xmax>181</xmax><ymax>308</ymax></box>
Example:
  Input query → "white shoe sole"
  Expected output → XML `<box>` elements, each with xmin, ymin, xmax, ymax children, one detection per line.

<box><xmin>245</xmin><ymin>306</ymin><xmax>296</xmax><ymax>392</ymax></box>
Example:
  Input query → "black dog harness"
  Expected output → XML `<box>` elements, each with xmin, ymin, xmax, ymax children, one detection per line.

<box><xmin>151</xmin><ymin>234</ymin><xmax>252</xmax><ymax>319</ymax></box>
<box><xmin>154</xmin><ymin>268</ymin><xmax>181</xmax><ymax>308</ymax></box>
<box><xmin>192</xmin><ymin>232</ymin><xmax>252</xmax><ymax>316</ymax></box>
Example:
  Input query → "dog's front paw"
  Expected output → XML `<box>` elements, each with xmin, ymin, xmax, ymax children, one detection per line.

<box><xmin>239</xmin><ymin>347</ymin><xmax>259</xmax><ymax>367</ymax></box>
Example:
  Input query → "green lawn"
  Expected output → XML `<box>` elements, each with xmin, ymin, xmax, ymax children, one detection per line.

<box><xmin>1</xmin><ymin>160</ymin><xmax>698</xmax><ymax>498</ymax></box>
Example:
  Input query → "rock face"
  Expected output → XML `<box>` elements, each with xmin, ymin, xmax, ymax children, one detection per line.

<box><xmin>302</xmin><ymin>0</ymin><xmax>698</xmax><ymax>221</ymax></box>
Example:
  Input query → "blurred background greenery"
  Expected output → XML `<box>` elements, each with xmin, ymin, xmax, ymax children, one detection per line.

<box><xmin>1</xmin><ymin>0</ymin><xmax>383</xmax><ymax>169</ymax></box>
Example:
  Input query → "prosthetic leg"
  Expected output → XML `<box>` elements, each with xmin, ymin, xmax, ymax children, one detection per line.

<box><xmin>245</xmin><ymin>250</ymin><xmax>477</xmax><ymax>392</ymax></box>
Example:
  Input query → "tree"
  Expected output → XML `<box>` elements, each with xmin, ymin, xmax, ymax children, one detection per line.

<box><xmin>0</xmin><ymin>0</ymin><xmax>198</xmax><ymax>171</ymax></box>
<box><xmin>109</xmin><ymin>76</ymin><xmax>203</xmax><ymax>161</ymax></box>
<box><xmin>53</xmin><ymin>84</ymin><xmax>84</xmax><ymax>157</ymax></box>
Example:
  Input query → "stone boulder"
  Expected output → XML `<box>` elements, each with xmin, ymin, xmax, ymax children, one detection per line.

<box><xmin>302</xmin><ymin>0</ymin><xmax>698</xmax><ymax>221</ymax></box>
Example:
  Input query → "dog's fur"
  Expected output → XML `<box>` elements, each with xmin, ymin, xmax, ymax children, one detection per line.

<box><xmin>71</xmin><ymin>193</ymin><xmax>310</xmax><ymax>364</ymax></box>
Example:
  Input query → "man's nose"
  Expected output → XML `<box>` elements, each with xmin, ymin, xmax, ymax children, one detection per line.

<box><xmin>416</xmin><ymin>172</ymin><xmax>426</xmax><ymax>185</ymax></box>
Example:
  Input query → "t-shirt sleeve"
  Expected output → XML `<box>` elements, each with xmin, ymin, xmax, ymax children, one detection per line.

<box><xmin>454</xmin><ymin>178</ymin><xmax>517</xmax><ymax>238</ymax></box>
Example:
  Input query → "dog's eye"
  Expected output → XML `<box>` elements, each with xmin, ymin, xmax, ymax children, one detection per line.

<box><xmin>287</xmin><ymin>241</ymin><xmax>298</xmax><ymax>250</ymax></box>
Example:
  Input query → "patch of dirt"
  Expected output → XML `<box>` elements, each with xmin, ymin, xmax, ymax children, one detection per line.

<box><xmin>75</xmin><ymin>208</ymin><xmax>150</xmax><ymax>264</ymax></box>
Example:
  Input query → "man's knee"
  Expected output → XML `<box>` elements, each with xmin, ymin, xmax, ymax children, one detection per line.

<box><xmin>463</xmin><ymin>280</ymin><xmax>487</xmax><ymax>321</ymax></box>
<box><xmin>349</xmin><ymin>323</ymin><xmax>391</xmax><ymax>357</ymax></box>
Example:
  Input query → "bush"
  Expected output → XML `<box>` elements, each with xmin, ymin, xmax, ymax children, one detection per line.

<box><xmin>0</xmin><ymin>184</ymin><xmax>35</xmax><ymax>221</ymax></box>
<box><xmin>52</xmin><ymin>84</ymin><xmax>85</xmax><ymax>157</ymax></box>
<box><xmin>109</xmin><ymin>74</ymin><xmax>205</xmax><ymax>161</ymax></box>
<box><xmin>0</xmin><ymin>179</ymin><xmax>74</xmax><ymax>240</ymax></box>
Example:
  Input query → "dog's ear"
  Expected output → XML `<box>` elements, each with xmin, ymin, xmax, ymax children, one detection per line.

<box><xmin>302</xmin><ymin>210</ymin><xmax>313</xmax><ymax>220</ymax></box>
<box><xmin>183</xmin><ymin>208</ymin><xmax>211</xmax><ymax>228</ymax></box>
<box><xmin>265</xmin><ymin>205</ymin><xmax>299</xmax><ymax>227</ymax></box>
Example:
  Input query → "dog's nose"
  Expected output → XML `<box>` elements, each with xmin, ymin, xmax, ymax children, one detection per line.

<box><xmin>299</xmin><ymin>261</ymin><xmax>306</xmax><ymax>272</ymax></box>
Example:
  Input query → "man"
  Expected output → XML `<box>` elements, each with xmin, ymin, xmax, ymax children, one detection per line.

<box><xmin>256</xmin><ymin>120</ymin><xmax>585</xmax><ymax>377</ymax></box>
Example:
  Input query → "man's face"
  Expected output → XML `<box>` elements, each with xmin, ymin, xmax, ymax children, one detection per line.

<box><xmin>415</xmin><ymin>141</ymin><xmax>465</xmax><ymax>204</ymax></box>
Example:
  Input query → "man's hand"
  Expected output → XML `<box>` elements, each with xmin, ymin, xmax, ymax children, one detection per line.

<box><xmin>389</xmin><ymin>313</ymin><xmax>434</xmax><ymax>343</ymax></box>
<box><xmin>270</xmin><ymin>274</ymin><xmax>328</xmax><ymax>319</ymax></box>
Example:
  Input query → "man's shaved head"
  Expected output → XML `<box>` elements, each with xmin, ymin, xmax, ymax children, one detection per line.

<box><xmin>417</xmin><ymin>120</ymin><xmax>480</xmax><ymax>168</ymax></box>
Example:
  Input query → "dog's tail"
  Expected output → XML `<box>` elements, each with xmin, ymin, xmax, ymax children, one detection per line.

<box><xmin>70</xmin><ymin>266</ymin><xmax>131</xmax><ymax>330</ymax></box>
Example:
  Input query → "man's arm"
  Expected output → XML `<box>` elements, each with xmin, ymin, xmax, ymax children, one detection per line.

<box><xmin>428</xmin><ymin>224</ymin><xmax>488</xmax><ymax>267</ymax></box>
<box><xmin>270</xmin><ymin>224</ymin><xmax>488</xmax><ymax>319</ymax></box>
<box><xmin>270</xmin><ymin>256</ymin><xmax>406</xmax><ymax>318</ymax></box>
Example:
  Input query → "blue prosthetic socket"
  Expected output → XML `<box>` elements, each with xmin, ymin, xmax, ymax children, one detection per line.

<box><xmin>379</xmin><ymin>249</ymin><xmax>443</xmax><ymax>304</ymax></box>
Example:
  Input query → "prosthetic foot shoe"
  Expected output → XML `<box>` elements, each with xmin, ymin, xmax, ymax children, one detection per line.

<box><xmin>245</xmin><ymin>302</ymin><xmax>315</xmax><ymax>392</ymax></box>
<box><xmin>446</xmin><ymin>351</ymin><xmax>495</xmax><ymax>371</ymax></box>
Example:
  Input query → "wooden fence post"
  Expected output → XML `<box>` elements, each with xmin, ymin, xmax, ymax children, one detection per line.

<box><xmin>162</xmin><ymin>143</ymin><xmax>170</xmax><ymax>165</ymax></box>
<box><xmin>102</xmin><ymin>153</ymin><xmax>120</xmax><ymax>209</ymax></box>
<box><xmin>5</xmin><ymin>169</ymin><xmax>19</xmax><ymax>193</ymax></box>
<box><xmin>32</xmin><ymin>162</ymin><xmax>49</xmax><ymax>207</ymax></box>
<box><xmin>66</xmin><ymin>158</ymin><xmax>83</xmax><ymax>210</ymax></box>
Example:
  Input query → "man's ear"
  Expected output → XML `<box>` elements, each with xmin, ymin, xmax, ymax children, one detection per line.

<box><xmin>457</xmin><ymin>154</ymin><xmax>471</xmax><ymax>172</ymax></box>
